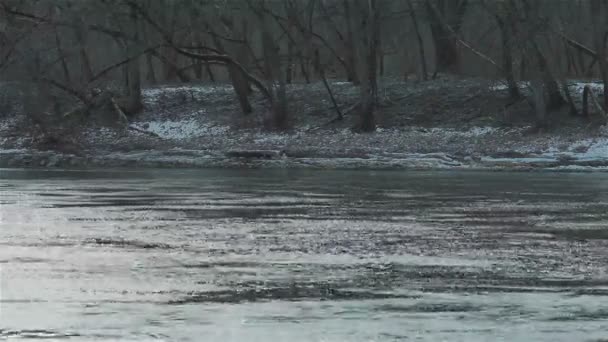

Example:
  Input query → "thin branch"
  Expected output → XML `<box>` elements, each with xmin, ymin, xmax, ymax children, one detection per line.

<box><xmin>127</xmin><ymin>0</ymin><xmax>272</xmax><ymax>100</ymax></box>
<box><xmin>4</xmin><ymin>7</ymin><xmax>127</xmax><ymax>40</ymax></box>
<box><xmin>320</xmin><ymin>71</ymin><xmax>343</xmax><ymax>120</ymax></box>
<box><xmin>88</xmin><ymin>45</ymin><xmax>160</xmax><ymax>84</ymax></box>
<box><xmin>39</xmin><ymin>77</ymin><xmax>89</xmax><ymax>104</ymax></box>
<box><xmin>427</xmin><ymin>0</ymin><xmax>501</xmax><ymax>70</ymax></box>
<box><xmin>262</xmin><ymin>4</ymin><xmax>350</xmax><ymax>73</ymax></box>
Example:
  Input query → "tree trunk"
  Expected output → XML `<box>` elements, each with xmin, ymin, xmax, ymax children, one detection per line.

<box><xmin>125</xmin><ymin>4</ymin><xmax>143</xmax><ymax>115</ymax></box>
<box><xmin>299</xmin><ymin>56</ymin><xmax>310</xmax><ymax>83</ymax></box>
<box><xmin>125</xmin><ymin>57</ymin><xmax>142</xmax><ymax>115</ymax></box>
<box><xmin>162</xmin><ymin>46</ymin><xmax>178</xmax><ymax>82</ymax></box>
<box><xmin>426</xmin><ymin>0</ymin><xmax>467</xmax><ymax>74</ymax></box>
<box><xmin>206</xmin><ymin>62</ymin><xmax>216</xmax><ymax>82</ymax></box>
<box><xmin>142</xmin><ymin>16</ymin><xmax>157</xmax><ymax>84</ymax></box>
<box><xmin>534</xmin><ymin>47</ymin><xmax>564</xmax><ymax>110</ymax></box>
<box><xmin>74</xmin><ymin>18</ymin><xmax>94</xmax><ymax>82</ymax></box>
<box><xmin>210</xmin><ymin>22</ymin><xmax>252</xmax><ymax>115</ymax></box>
<box><xmin>590</xmin><ymin>0</ymin><xmax>608</xmax><ymax>110</ymax></box>
<box><xmin>495</xmin><ymin>14</ymin><xmax>520</xmax><ymax>99</ymax></box>
<box><xmin>286</xmin><ymin>38</ymin><xmax>294</xmax><ymax>84</ymax></box>
<box><xmin>583</xmin><ymin>85</ymin><xmax>590</xmax><ymax>118</ymax></box>
<box><xmin>259</xmin><ymin>8</ymin><xmax>288</xmax><ymax>130</ymax></box>
<box><xmin>193</xmin><ymin>34</ymin><xmax>204</xmax><ymax>80</ymax></box>
<box><xmin>343</xmin><ymin>0</ymin><xmax>360</xmax><ymax>84</ymax></box>
<box><xmin>531</xmin><ymin>77</ymin><xmax>546</xmax><ymax>128</ymax></box>
<box><xmin>193</xmin><ymin>58</ymin><xmax>203</xmax><ymax>80</ymax></box>
<box><xmin>350</xmin><ymin>0</ymin><xmax>378</xmax><ymax>132</ymax></box>
<box><xmin>229</xmin><ymin>62</ymin><xmax>253</xmax><ymax>115</ymax></box>
<box><xmin>146</xmin><ymin>52</ymin><xmax>156</xmax><ymax>84</ymax></box>
<box><xmin>54</xmin><ymin>29</ymin><xmax>71</xmax><ymax>85</ymax></box>
<box><xmin>407</xmin><ymin>0</ymin><xmax>428</xmax><ymax>81</ymax></box>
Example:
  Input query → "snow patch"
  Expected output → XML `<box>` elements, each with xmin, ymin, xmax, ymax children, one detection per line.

<box><xmin>0</xmin><ymin>115</ymin><xmax>28</xmax><ymax>148</ymax></box>
<box><xmin>578</xmin><ymin>138</ymin><xmax>608</xmax><ymax>159</ymax></box>
<box><xmin>0</xmin><ymin>114</ymin><xmax>19</xmax><ymax>133</ymax></box>
<box><xmin>131</xmin><ymin>119</ymin><xmax>229</xmax><ymax>140</ymax></box>
<box><xmin>490</xmin><ymin>81</ymin><xmax>529</xmax><ymax>91</ymax></box>
<box><xmin>571</xmin><ymin>82</ymin><xmax>604</xmax><ymax>95</ymax></box>
<box><xmin>424</xmin><ymin>126</ymin><xmax>499</xmax><ymax>137</ymax></box>
<box><xmin>252</xmin><ymin>133</ymin><xmax>290</xmax><ymax>145</ymax></box>
<box><xmin>490</xmin><ymin>81</ymin><xmax>604</xmax><ymax>97</ymax></box>
<box><xmin>142</xmin><ymin>85</ymin><xmax>232</xmax><ymax>106</ymax></box>
<box><xmin>523</xmin><ymin>136</ymin><xmax>608</xmax><ymax>164</ymax></box>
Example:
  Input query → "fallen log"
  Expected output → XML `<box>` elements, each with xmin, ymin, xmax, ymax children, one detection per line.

<box><xmin>225</xmin><ymin>150</ymin><xmax>286</xmax><ymax>159</ymax></box>
<box><xmin>127</xmin><ymin>125</ymin><xmax>162</xmax><ymax>138</ymax></box>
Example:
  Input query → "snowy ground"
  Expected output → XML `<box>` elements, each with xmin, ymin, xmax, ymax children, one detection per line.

<box><xmin>1</xmin><ymin>78</ymin><xmax>608</xmax><ymax>170</ymax></box>
<box><xmin>489</xmin><ymin>80</ymin><xmax>605</xmax><ymax>94</ymax></box>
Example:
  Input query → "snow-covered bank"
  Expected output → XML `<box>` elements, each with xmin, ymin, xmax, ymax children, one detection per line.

<box><xmin>2</xmin><ymin>79</ymin><xmax>608</xmax><ymax>171</ymax></box>
<box><xmin>2</xmin><ymin>136</ymin><xmax>608</xmax><ymax>171</ymax></box>
<box><xmin>489</xmin><ymin>80</ymin><xmax>606</xmax><ymax>94</ymax></box>
<box><xmin>3</xmin><ymin>127</ymin><xmax>608</xmax><ymax>171</ymax></box>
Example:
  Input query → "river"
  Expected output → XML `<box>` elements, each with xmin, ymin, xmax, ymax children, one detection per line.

<box><xmin>1</xmin><ymin>168</ymin><xmax>608</xmax><ymax>341</ymax></box>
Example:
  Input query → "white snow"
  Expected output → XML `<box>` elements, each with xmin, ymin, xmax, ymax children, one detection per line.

<box><xmin>252</xmin><ymin>133</ymin><xmax>290</xmax><ymax>145</ymax></box>
<box><xmin>142</xmin><ymin>85</ymin><xmax>233</xmax><ymax>106</ymax></box>
<box><xmin>424</xmin><ymin>126</ymin><xmax>498</xmax><ymax>137</ymax></box>
<box><xmin>489</xmin><ymin>81</ymin><xmax>529</xmax><ymax>91</ymax></box>
<box><xmin>497</xmin><ymin>135</ymin><xmax>608</xmax><ymax>166</ymax></box>
<box><xmin>0</xmin><ymin>115</ymin><xmax>27</xmax><ymax>148</ymax></box>
<box><xmin>131</xmin><ymin>119</ymin><xmax>229</xmax><ymax>140</ymax></box>
<box><xmin>490</xmin><ymin>81</ymin><xmax>605</xmax><ymax>97</ymax></box>
<box><xmin>573</xmin><ymin>138</ymin><xmax>608</xmax><ymax>160</ymax></box>
<box><xmin>571</xmin><ymin>82</ymin><xmax>604</xmax><ymax>95</ymax></box>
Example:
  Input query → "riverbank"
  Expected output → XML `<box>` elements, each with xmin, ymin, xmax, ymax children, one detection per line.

<box><xmin>1</xmin><ymin>145</ymin><xmax>608</xmax><ymax>171</ymax></box>
<box><xmin>1</xmin><ymin>77</ymin><xmax>608</xmax><ymax>171</ymax></box>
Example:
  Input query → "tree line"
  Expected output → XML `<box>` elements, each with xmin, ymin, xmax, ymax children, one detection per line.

<box><xmin>1</xmin><ymin>0</ymin><xmax>608</xmax><ymax>132</ymax></box>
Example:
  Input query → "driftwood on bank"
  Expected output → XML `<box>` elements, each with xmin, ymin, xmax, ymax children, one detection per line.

<box><xmin>127</xmin><ymin>125</ymin><xmax>161</xmax><ymax>138</ymax></box>
<box><xmin>306</xmin><ymin>100</ymin><xmax>361</xmax><ymax>132</ymax></box>
<box><xmin>225</xmin><ymin>150</ymin><xmax>285</xmax><ymax>159</ymax></box>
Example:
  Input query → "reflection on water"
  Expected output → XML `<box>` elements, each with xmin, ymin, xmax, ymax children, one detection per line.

<box><xmin>1</xmin><ymin>168</ymin><xmax>608</xmax><ymax>341</ymax></box>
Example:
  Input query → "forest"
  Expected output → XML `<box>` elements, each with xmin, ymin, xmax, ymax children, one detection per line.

<box><xmin>1</xmin><ymin>0</ymin><xmax>608</xmax><ymax>139</ymax></box>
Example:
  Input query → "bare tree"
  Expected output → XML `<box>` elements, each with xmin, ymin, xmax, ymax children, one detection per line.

<box><xmin>483</xmin><ymin>1</ymin><xmax>520</xmax><ymax>99</ymax></box>
<box><xmin>590</xmin><ymin>0</ymin><xmax>608</xmax><ymax>110</ymax></box>
<box><xmin>349</xmin><ymin>0</ymin><xmax>380</xmax><ymax>132</ymax></box>
<box><xmin>407</xmin><ymin>0</ymin><xmax>428</xmax><ymax>81</ymax></box>
<box><xmin>256</xmin><ymin>1</ymin><xmax>289</xmax><ymax>129</ymax></box>
<box><xmin>208</xmin><ymin>6</ymin><xmax>253</xmax><ymax>115</ymax></box>
<box><xmin>124</xmin><ymin>2</ymin><xmax>143</xmax><ymax>115</ymax></box>
<box><xmin>426</xmin><ymin>0</ymin><xmax>468</xmax><ymax>75</ymax></box>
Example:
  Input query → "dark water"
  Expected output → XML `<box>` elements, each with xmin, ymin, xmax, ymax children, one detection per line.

<box><xmin>1</xmin><ymin>168</ymin><xmax>608</xmax><ymax>341</ymax></box>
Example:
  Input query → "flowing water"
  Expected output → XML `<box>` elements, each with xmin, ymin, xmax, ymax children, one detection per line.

<box><xmin>1</xmin><ymin>168</ymin><xmax>608</xmax><ymax>341</ymax></box>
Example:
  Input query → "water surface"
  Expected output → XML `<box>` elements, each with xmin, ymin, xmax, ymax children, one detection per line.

<box><xmin>2</xmin><ymin>168</ymin><xmax>608</xmax><ymax>341</ymax></box>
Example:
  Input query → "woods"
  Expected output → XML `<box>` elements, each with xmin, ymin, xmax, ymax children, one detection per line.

<box><xmin>2</xmin><ymin>0</ymin><xmax>608</xmax><ymax>133</ymax></box>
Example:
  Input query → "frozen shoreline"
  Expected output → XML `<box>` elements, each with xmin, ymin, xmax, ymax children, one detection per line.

<box><xmin>2</xmin><ymin>79</ymin><xmax>608</xmax><ymax>171</ymax></box>
<box><xmin>2</xmin><ymin>145</ymin><xmax>608</xmax><ymax>172</ymax></box>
